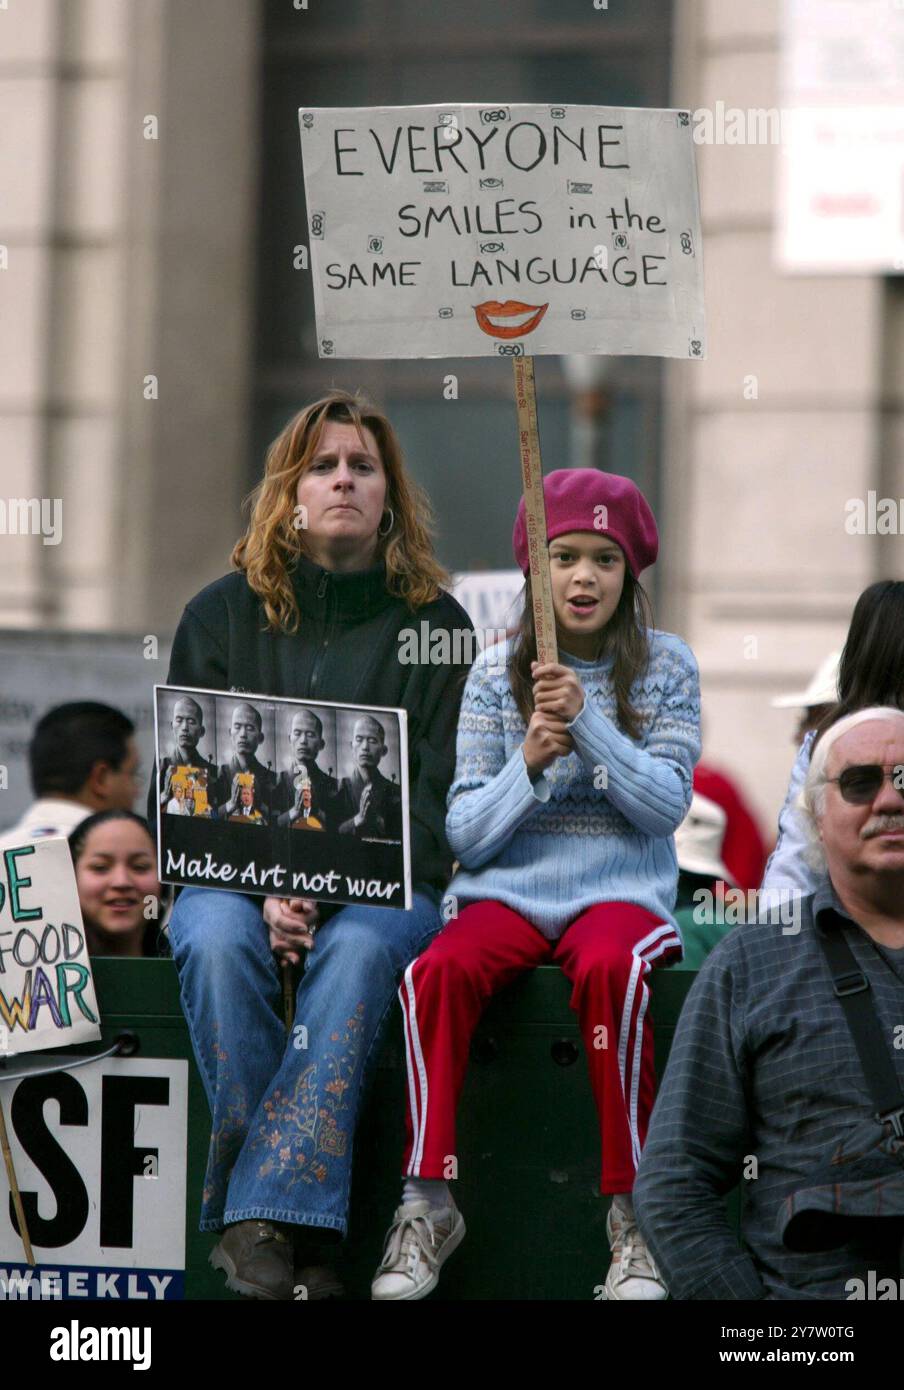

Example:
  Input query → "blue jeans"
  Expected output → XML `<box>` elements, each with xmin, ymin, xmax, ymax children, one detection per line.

<box><xmin>169</xmin><ymin>886</ymin><xmax>442</xmax><ymax>1235</ymax></box>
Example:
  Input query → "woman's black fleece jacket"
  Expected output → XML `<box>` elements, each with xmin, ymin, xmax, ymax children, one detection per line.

<box><xmin>150</xmin><ymin>553</ymin><xmax>475</xmax><ymax>896</ymax></box>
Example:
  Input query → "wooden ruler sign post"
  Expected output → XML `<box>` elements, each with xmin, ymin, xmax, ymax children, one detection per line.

<box><xmin>513</xmin><ymin>355</ymin><xmax>557</xmax><ymax>665</ymax></box>
<box><xmin>0</xmin><ymin>1083</ymin><xmax>35</xmax><ymax>1265</ymax></box>
<box><xmin>282</xmin><ymin>963</ymin><xmax>295</xmax><ymax>1035</ymax></box>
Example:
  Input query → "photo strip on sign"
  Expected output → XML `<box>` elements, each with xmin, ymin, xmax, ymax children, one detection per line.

<box><xmin>154</xmin><ymin>685</ymin><xmax>412</xmax><ymax>911</ymax></box>
<box><xmin>298</xmin><ymin>103</ymin><xmax>705</xmax><ymax>361</ymax></box>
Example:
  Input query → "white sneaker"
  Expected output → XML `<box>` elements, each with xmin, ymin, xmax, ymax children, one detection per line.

<box><xmin>603</xmin><ymin>1200</ymin><xmax>668</xmax><ymax>1301</ymax></box>
<box><xmin>371</xmin><ymin>1199</ymin><xmax>466</xmax><ymax>1301</ymax></box>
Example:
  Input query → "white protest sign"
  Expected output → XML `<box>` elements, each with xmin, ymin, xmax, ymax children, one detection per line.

<box><xmin>299</xmin><ymin>102</ymin><xmax>705</xmax><ymax>360</ymax></box>
<box><xmin>0</xmin><ymin>837</ymin><xmax>100</xmax><ymax>1056</ymax></box>
<box><xmin>0</xmin><ymin>1058</ymin><xmax>188</xmax><ymax>1299</ymax></box>
<box><xmin>452</xmin><ymin>569</ymin><xmax>524</xmax><ymax>633</ymax></box>
<box><xmin>778</xmin><ymin>0</ymin><xmax>904</xmax><ymax>273</ymax></box>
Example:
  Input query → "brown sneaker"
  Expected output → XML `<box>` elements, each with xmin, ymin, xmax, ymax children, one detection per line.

<box><xmin>210</xmin><ymin>1220</ymin><xmax>294</xmax><ymax>1300</ymax></box>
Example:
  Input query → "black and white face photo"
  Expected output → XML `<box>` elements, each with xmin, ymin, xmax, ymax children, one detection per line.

<box><xmin>337</xmin><ymin>710</ymin><xmax>402</xmax><ymax>784</ymax></box>
<box><xmin>281</xmin><ymin>705</ymin><xmax>336</xmax><ymax>779</ymax></box>
<box><xmin>216</xmin><ymin>698</ymin><xmax>274</xmax><ymax>772</ymax></box>
<box><xmin>169</xmin><ymin>694</ymin><xmax>212</xmax><ymax>763</ymax></box>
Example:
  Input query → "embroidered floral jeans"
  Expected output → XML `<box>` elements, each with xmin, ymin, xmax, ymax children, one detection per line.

<box><xmin>169</xmin><ymin>886</ymin><xmax>442</xmax><ymax>1235</ymax></box>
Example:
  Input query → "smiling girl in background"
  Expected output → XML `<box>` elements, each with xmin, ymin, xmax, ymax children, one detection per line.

<box><xmin>69</xmin><ymin>810</ymin><xmax>162</xmax><ymax>957</ymax></box>
<box><xmin>372</xmin><ymin>468</ymin><xmax>702</xmax><ymax>1302</ymax></box>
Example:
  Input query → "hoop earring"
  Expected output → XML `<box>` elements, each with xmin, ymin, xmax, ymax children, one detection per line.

<box><xmin>378</xmin><ymin>507</ymin><xmax>395</xmax><ymax>538</ymax></box>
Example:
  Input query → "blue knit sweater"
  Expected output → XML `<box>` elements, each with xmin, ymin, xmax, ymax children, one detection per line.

<box><xmin>445</xmin><ymin>630</ymin><xmax>702</xmax><ymax>939</ymax></box>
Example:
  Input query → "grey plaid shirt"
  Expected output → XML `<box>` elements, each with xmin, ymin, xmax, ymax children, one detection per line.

<box><xmin>633</xmin><ymin>878</ymin><xmax>904</xmax><ymax>1300</ymax></box>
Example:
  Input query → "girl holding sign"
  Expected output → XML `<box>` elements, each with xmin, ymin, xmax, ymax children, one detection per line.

<box><xmin>160</xmin><ymin>391</ymin><xmax>472</xmax><ymax>1300</ymax></box>
<box><xmin>372</xmin><ymin>469</ymin><xmax>701</xmax><ymax>1301</ymax></box>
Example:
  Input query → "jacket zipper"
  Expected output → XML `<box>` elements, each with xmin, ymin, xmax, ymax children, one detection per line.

<box><xmin>309</xmin><ymin>570</ymin><xmax>331</xmax><ymax>697</ymax></box>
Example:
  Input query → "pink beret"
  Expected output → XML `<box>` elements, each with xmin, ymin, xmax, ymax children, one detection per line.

<box><xmin>512</xmin><ymin>468</ymin><xmax>659</xmax><ymax>578</ymax></box>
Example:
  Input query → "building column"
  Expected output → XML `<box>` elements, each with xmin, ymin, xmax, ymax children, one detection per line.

<box><xmin>663</xmin><ymin>0</ymin><xmax>884</xmax><ymax>826</ymax></box>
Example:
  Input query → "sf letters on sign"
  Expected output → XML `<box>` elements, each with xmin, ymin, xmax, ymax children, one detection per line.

<box><xmin>10</xmin><ymin>1071</ymin><xmax>168</xmax><ymax>1247</ymax></box>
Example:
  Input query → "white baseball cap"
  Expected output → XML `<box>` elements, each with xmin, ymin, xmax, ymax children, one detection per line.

<box><xmin>771</xmin><ymin>651</ymin><xmax>841</xmax><ymax>710</ymax></box>
<box><xmin>675</xmin><ymin>792</ymin><xmax>735</xmax><ymax>884</ymax></box>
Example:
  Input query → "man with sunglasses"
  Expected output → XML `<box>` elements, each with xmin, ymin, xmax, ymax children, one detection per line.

<box><xmin>633</xmin><ymin>707</ymin><xmax>904</xmax><ymax>1299</ymax></box>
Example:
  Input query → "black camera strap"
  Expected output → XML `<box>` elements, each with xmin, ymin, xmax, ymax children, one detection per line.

<box><xmin>817</xmin><ymin>927</ymin><xmax>904</xmax><ymax>1141</ymax></box>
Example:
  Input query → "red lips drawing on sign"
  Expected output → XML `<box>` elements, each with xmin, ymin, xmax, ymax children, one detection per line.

<box><xmin>473</xmin><ymin>300</ymin><xmax>549</xmax><ymax>339</ymax></box>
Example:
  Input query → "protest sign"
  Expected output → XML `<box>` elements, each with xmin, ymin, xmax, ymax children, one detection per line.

<box><xmin>452</xmin><ymin>568</ymin><xmax>524</xmax><ymax>632</ymax></box>
<box><xmin>779</xmin><ymin>0</ymin><xmax>904</xmax><ymax>273</ymax></box>
<box><xmin>155</xmin><ymin>686</ymin><xmax>411</xmax><ymax>910</ymax></box>
<box><xmin>299</xmin><ymin>102</ymin><xmax>705</xmax><ymax>360</ymax></box>
<box><xmin>0</xmin><ymin>1057</ymin><xmax>188</xmax><ymax>1300</ymax></box>
<box><xmin>0</xmin><ymin>837</ymin><xmax>100</xmax><ymax>1058</ymax></box>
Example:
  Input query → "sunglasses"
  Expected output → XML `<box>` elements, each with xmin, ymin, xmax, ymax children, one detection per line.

<box><xmin>826</xmin><ymin>763</ymin><xmax>904</xmax><ymax>805</ymax></box>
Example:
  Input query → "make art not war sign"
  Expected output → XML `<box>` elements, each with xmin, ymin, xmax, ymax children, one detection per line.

<box><xmin>155</xmin><ymin>685</ymin><xmax>412</xmax><ymax>910</ymax></box>
<box><xmin>299</xmin><ymin>102</ymin><xmax>705</xmax><ymax>360</ymax></box>
<box><xmin>0</xmin><ymin>838</ymin><xmax>100</xmax><ymax>1056</ymax></box>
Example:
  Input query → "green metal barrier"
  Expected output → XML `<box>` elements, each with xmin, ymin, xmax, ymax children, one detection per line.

<box><xmin>63</xmin><ymin>958</ymin><xmax>703</xmax><ymax>1300</ymax></box>
<box><xmin>350</xmin><ymin>964</ymin><xmax>698</xmax><ymax>1300</ymax></box>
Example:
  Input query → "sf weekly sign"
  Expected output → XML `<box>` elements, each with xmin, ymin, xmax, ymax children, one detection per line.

<box><xmin>155</xmin><ymin>685</ymin><xmax>411</xmax><ymax>909</ymax></box>
<box><xmin>299</xmin><ymin>102</ymin><xmax>705</xmax><ymax>359</ymax></box>
<box><xmin>0</xmin><ymin>1057</ymin><xmax>187</xmax><ymax>1301</ymax></box>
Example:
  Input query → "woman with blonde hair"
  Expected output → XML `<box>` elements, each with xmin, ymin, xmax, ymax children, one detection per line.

<box><xmin>160</xmin><ymin>390</ymin><xmax>473</xmax><ymax>1299</ymax></box>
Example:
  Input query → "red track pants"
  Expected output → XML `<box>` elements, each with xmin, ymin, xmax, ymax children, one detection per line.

<box><xmin>399</xmin><ymin>899</ymin><xmax>681</xmax><ymax>1194</ymax></box>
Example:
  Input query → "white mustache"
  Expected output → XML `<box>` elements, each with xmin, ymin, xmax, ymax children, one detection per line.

<box><xmin>862</xmin><ymin>814</ymin><xmax>904</xmax><ymax>839</ymax></box>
